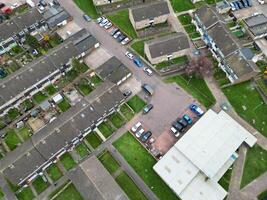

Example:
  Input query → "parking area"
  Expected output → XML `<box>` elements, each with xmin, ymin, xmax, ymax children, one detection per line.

<box><xmin>84</xmin><ymin>47</ymin><xmax>112</xmax><ymax>69</ymax></box>
<box><xmin>56</xmin><ymin>21</ymin><xmax>82</xmax><ymax>40</ymax></box>
<box><xmin>233</xmin><ymin>0</ymin><xmax>267</xmax><ymax>18</ymax></box>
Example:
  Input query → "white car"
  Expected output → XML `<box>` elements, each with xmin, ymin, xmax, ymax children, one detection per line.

<box><xmin>104</xmin><ymin>22</ymin><xmax>112</xmax><ymax>29</ymax></box>
<box><xmin>136</xmin><ymin>128</ymin><xmax>145</xmax><ymax>138</ymax></box>
<box><xmin>143</xmin><ymin>67</ymin><xmax>153</xmax><ymax>76</ymax></box>
<box><xmin>97</xmin><ymin>17</ymin><xmax>103</xmax><ymax>24</ymax></box>
<box><xmin>113</xmin><ymin>31</ymin><xmax>121</xmax><ymax>39</ymax></box>
<box><xmin>258</xmin><ymin>0</ymin><xmax>264</xmax><ymax>4</ymax></box>
<box><xmin>171</xmin><ymin>127</ymin><xmax>180</xmax><ymax>137</ymax></box>
<box><xmin>131</xmin><ymin>122</ymin><xmax>142</xmax><ymax>133</ymax></box>
<box><xmin>125</xmin><ymin>51</ymin><xmax>134</xmax><ymax>60</ymax></box>
<box><xmin>252</xmin><ymin>12</ymin><xmax>260</xmax><ymax>16</ymax></box>
<box><xmin>100</xmin><ymin>19</ymin><xmax>108</xmax><ymax>27</ymax></box>
<box><xmin>121</xmin><ymin>37</ymin><xmax>130</xmax><ymax>45</ymax></box>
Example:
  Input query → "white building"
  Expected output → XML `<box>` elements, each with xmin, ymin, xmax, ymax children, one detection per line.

<box><xmin>153</xmin><ymin>110</ymin><xmax>257</xmax><ymax>200</ymax></box>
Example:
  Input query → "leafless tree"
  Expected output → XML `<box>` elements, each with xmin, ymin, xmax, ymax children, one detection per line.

<box><xmin>185</xmin><ymin>56</ymin><xmax>214</xmax><ymax>77</ymax></box>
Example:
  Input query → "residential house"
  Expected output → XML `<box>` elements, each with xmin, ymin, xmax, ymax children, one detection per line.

<box><xmin>243</xmin><ymin>14</ymin><xmax>267</xmax><ymax>40</ymax></box>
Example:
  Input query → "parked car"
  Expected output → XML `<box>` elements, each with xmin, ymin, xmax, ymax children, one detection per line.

<box><xmin>136</xmin><ymin>128</ymin><xmax>145</xmax><ymax>138</ymax></box>
<box><xmin>0</xmin><ymin>68</ymin><xmax>7</xmax><ymax>78</ymax></box>
<box><xmin>123</xmin><ymin>90</ymin><xmax>132</xmax><ymax>97</ymax></box>
<box><xmin>171</xmin><ymin>127</ymin><xmax>180</xmax><ymax>137</ymax></box>
<box><xmin>131</xmin><ymin>122</ymin><xmax>142</xmax><ymax>133</ymax></box>
<box><xmin>125</xmin><ymin>51</ymin><xmax>134</xmax><ymax>60</ymax></box>
<box><xmin>110</xmin><ymin>28</ymin><xmax>119</xmax><ymax>36</ymax></box>
<box><xmin>133</xmin><ymin>58</ymin><xmax>143</xmax><ymax>68</ymax></box>
<box><xmin>121</xmin><ymin>37</ymin><xmax>130</xmax><ymax>45</ymax></box>
<box><xmin>143</xmin><ymin>104</ymin><xmax>153</xmax><ymax>114</ymax></box>
<box><xmin>97</xmin><ymin>17</ymin><xmax>103</xmax><ymax>24</ymax></box>
<box><xmin>246</xmin><ymin>0</ymin><xmax>252</xmax><ymax>6</ymax></box>
<box><xmin>117</xmin><ymin>34</ymin><xmax>126</xmax><ymax>42</ymax></box>
<box><xmin>141</xmin><ymin>131</ymin><xmax>152</xmax><ymax>142</ymax></box>
<box><xmin>143</xmin><ymin>67</ymin><xmax>153</xmax><ymax>76</ymax></box>
<box><xmin>142</xmin><ymin>84</ymin><xmax>154</xmax><ymax>96</ymax></box>
<box><xmin>100</xmin><ymin>19</ymin><xmax>109</xmax><ymax>27</ymax></box>
<box><xmin>178</xmin><ymin>118</ymin><xmax>187</xmax><ymax>128</ymax></box>
<box><xmin>189</xmin><ymin>104</ymin><xmax>204</xmax><ymax>116</ymax></box>
<box><xmin>172</xmin><ymin>121</ymin><xmax>184</xmax><ymax>132</ymax></box>
<box><xmin>258</xmin><ymin>0</ymin><xmax>264</xmax><ymax>4</ymax></box>
<box><xmin>83</xmin><ymin>14</ymin><xmax>91</xmax><ymax>22</ymax></box>
<box><xmin>113</xmin><ymin>31</ymin><xmax>121</xmax><ymax>39</ymax></box>
<box><xmin>183</xmin><ymin>114</ymin><xmax>193</xmax><ymax>125</ymax></box>
<box><xmin>104</xmin><ymin>22</ymin><xmax>112</xmax><ymax>29</ymax></box>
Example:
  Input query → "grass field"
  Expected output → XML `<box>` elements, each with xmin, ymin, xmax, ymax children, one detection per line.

<box><xmin>166</xmin><ymin>75</ymin><xmax>216</xmax><ymax>108</ymax></box>
<box><xmin>32</xmin><ymin>176</ymin><xmax>49</xmax><ymax>194</ymax></box>
<box><xmin>7</xmin><ymin>108</ymin><xmax>20</xmax><ymax>121</ymax></box>
<box><xmin>32</xmin><ymin>92</ymin><xmax>47</xmax><ymax>104</ymax></box>
<box><xmin>17</xmin><ymin>126</ymin><xmax>31</xmax><ymax>141</ymax></box>
<box><xmin>46</xmin><ymin>164</ymin><xmax>63</xmax><ymax>182</ymax></box>
<box><xmin>45</xmin><ymin>84</ymin><xmax>57</xmax><ymax>96</ymax></box>
<box><xmin>178</xmin><ymin>14</ymin><xmax>192</xmax><ymax>25</ymax></box>
<box><xmin>4</xmin><ymin>129</ymin><xmax>21</xmax><ymax>151</ymax></box>
<box><xmin>258</xmin><ymin>189</ymin><xmax>267</xmax><ymax>200</ymax></box>
<box><xmin>57</xmin><ymin>99</ymin><xmax>71</xmax><ymax>112</ymax></box>
<box><xmin>85</xmin><ymin>132</ymin><xmax>102</xmax><ymax>149</ymax></box>
<box><xmin>90</xmin><ymin>75</ymin><xmax>102</xmax><ymax>87</ymax></box>
<box><xmin>50</xmin><ymin>182</ymin><xmax>83</xmax><ymax>200</ymax></box>
<box><xmin>120</xmin><ymin>103</ymin><xmax>134</xmax><ymax>121</ymax></box>
<box><xmin>113</xmin><ymin>132</ymin><xmax>179</xmax><ymax>200</ymax></box>
<box><xmin>223</xmin><ymin>81</ymin><xmax>267</xmax><ymax>136</ymax></box>
<box><xmin>126</xmin><ymin>95</ymin><xmax>146</xmax><ymax>113</ymax></box>
<box><xmin>116</xmin><ymin>171</ymin><xmax>148</xmax><ymax>200</ymax></box>
<box><xmin>75</xmin><ymin>142</ymin><xmax>90</xmax><ymax>158</ymax></box>
<box><xmin>218</xmin><ymin>167</ymin><xmax>232</xmax><ymax>191</ymax></box>
<box><xmin>241</xmin><ymin>145</ymin><xmax>267</xmax><ymax>188</ymax></box>
<box><xmin>21</xmin><ymin>99</ymin><xmax>34</xmax><ymax>112</ymax></box>
<box><xmin>60</xmin><ymin>153</ymin><xmax>76</xmax><ymax>171</ymax></box>
<box><xmin>108</xmin><ymin>113</ymin><xmax>125</xmax><ymax>129</ymax></box>
<box><xmin>98</xmin><ymin>122</ymin><xmax>114</xmax><ymax>138</ymax></box>
<box><xmin>131</xmin><ymin>40</ymin><xmax>146</xmax><ymax>58</ymax></box>
<box><xmin>74</xmin><ymin>0</ymin><xmax>98</xmax><ymax>18</ymax></box>
<box><xmin>156</xmin><ymin>56</ymin><xmax>188</xmax><ymax>70</ymax></box>
<box><xmin>107</xmin><ymin>9</ymin><xmax>137</xmax><ymax>39</ymax></box>
<box><xmin>16</xmin><ymin>187</ymin><xmax>34</xmax><ymax>200</ymax></box>
<box><xmin>76</xmin><ymin>78</ymin><xmax>93</xmax><ymax>96</ymax></box>
<box><xmin>98</xmin><ymin>151</ymin><xmax>120</xmax><ymax>174</ymax></box>
<box><xmin>170</xmin><ymin>0</ymin><xmax>195</xmax><ymax>12</ymax></box>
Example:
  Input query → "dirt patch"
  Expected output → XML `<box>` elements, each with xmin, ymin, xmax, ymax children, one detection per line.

<box><xmin>27</xmin><ymin>117</ymin><xmax>45</xmax><ymax>133</ymax></box>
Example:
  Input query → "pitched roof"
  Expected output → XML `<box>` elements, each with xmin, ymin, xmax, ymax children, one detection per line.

<box><xmin>194</xmin><ymin>6</ymin><xmax>218</xmax><ymax>28</ymax></box>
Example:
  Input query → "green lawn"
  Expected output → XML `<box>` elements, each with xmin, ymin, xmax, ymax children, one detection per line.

<box><xmin>90</xmin><ymin>75</ymin><xmax>102</xmax><ymax>87</ymax></box>
<box><xmin>74</xmin><ymin>0</ymin><xmax>99</xmax><ymax>18</ymax></box>
<box><xmin>65</xmin><ymin>69</ymin><xmax>79</xmax><ymax>82</ymax></box>
<box><xmin>32</xmin><ymin>176</ymin><xmax>49</xmax><ymax>194</ymax></box>
<box><xmin>184</xmin><ymin>25</ymin><xmax>196</xmax><ymax>34</ymax></box>
<box><xmin>76</xmin><ymin>78</ymin><xmax>93</xmax><ymax>96</ymax></box>
<box><xmin>98</xmin><ymin>151</ymin><xmax>120</xmax><ymax>174</ymax></box>
<box><xmin>4</xmin><ymin>129</ymin><xmax>21</xmax><ymax>151</ymax></box>
<box><xmin>190</xmin><ymin>32</ymin><xmax>201</xmax><ymax>39</ymax></box>
<box><xmin>0</xmin><ymin>188</ymin><xmax>4</xmax><ymax>199</ymax></box>
<box><xmin>120</xmin><ymin>103</ymin><xmax>134</xmax><ymax>121</ymax></box>
<box><xmin>16</xmin><ymin>187</ymin><xmax>34</xmax><ymax>200</ymax></box>
<box><xmin>156</xmin><ymin>55</ymin><xmax>188</xmax><ymax>70</ymax></box>
<box><xmin>7</xmin><ymin>108</ymin><xmax>20</xmax><ymax>121</ymax></box>
<box><xmin>126</xmin><ymin>95</ymin><xmax>146</xmax><ymax>113</ymax></box>
<box><xmin>113</xmin><ymin>132</ymin><xmax>179</xmax><ymax>200</ymax></box>
<box><xmin>74</xmin><ymin>62</ymin><xmax>89</xmax><ymax>74</ymax></box>
<box><xmin>98</xmin><ymin>122</ymin><xmax>114</xmax><ymax>138</ymax></box>
<box><xmin>85</xmin><ymin>132</ymin><xmax>102</xmax><ymax>149</ymax></box>
<box><xmin>131</xmin><ymin>40</ymin><xmax>148</xmax><ymax>58</ymax></box>
<box><xmin>60</xmin><ymin>153</ymin><xmax>76</xmax><ymax>171</ymax></box>
<box><xmin>107</xmin><ymin>9</ymin><xmax>137</xmax><ymax>39</ymax></box>
<box><xmin>108</xmin><ymin>113</ymin><xmax>125</xmax><ymax>129</ymax></box>
<box><xmin>256</xmin><ymin>78</ymin><xmax>267</xmax><ymax>96</ymax></box>
<box><xmin>46</xmin><ymin>164</ymin><xmax>63</xmax><ymax>182</ymax></box>
<box><xmin>241</xmin><ymin>145</ymin><xmax>267</xmax><ymax>188</ymax></box>
<box><xmin>17</xmin><ymin>126</ymin><xmax>32</xmax><ymax>141</ymax></box>
<box><xmin>116</xmin><ymin>171</ymin><xmax>148</xmax><ymax>200</ymax></box>
<box><xmin>256</xmin><ymin>60</ymin><xmax>267</xmax><ymax>72</ymax></box>
<box><xmin>258</xmin><ymin>189</ymin><xmax>267</xmax><ymax>200</ymax></box>
<box><xmin>213</xmin><ymin>67</ymin><xmax>231</xmax><ymax>87</ymax></box>
<box><xmin>223</xmin><ymin>81</ymin><xmax>267</xmax><ymax>136</ymax></box>
<box><xmin>21</xmin><ymin>99</ymin><xmax>34</xmax><ymax>112</ymax></box>
<box><xmin>50</xmin><ymin>182</ymin><xmax>83</xmax><ymax>200</ymax></box>
<box><xmin>75</xmin><ymin>143</ymin><xmax>90</xmax><ymax>158</ymax></box>
<box><xmin>32</xmin><ymin>92</ymin><xmax>47</xmax><ymax>104</ymax></box>
<box><xmin>166</xmin><ymin>75</ymin><xmax>216</xmax><ymax>108</ymax></box>
<box><xmin>45</xmin><ymin>84</ymin><xmax>57</xmax><ymax>96</ymax></box>
<box><xmin>218</xmin><ymin>167</ymin><xmax>232</xmax><ymax>191</ymax></box>
<box><xmin>170</xmin><ymin>0</ymin><xmax>195</xmax><ymax>12</ymax></box>
<box><xmin>57</xmin><ymin>99</ymin><xmax>71</xmax><ymax>112</ymax></box>
<box><xmin>178</xmin><ymin>14</ymin><xmax>192</xmax><ymax>25</ymax></box>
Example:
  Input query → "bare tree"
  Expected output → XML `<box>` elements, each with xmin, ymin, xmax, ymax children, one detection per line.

<box><xmin>185</xmin><ymin>56</ymin><xmax>214</xmax><ymax>77</ymax></box>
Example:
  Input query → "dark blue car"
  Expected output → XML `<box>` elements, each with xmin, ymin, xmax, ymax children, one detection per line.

<box><xmin>183</xmin><ymin>114</ymin><xmax>193</xmax><ymax>125</ymax></box>
<box><xmin>133</xmin><ymin>58</ymin><xmax>143</xmax><ymax>68</ymax></box>
<box><xmin>189</xmin><ymin>104</ymin><xmax>204</xmax><ymax>117</ymax></box>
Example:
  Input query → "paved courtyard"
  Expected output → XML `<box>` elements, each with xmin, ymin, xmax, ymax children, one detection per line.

<box><xmin>84</xmin><ymin>47</ymin><xmax>112</xmax><ymax>69</ymax></box>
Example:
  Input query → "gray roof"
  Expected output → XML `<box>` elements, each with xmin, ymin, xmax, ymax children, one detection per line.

<box><xmin>0</xmin><ymin>8</ymin><xmax>43</xmax><ymax>42</ymax></box>
<box><xmin>3</xmin><ymin>86</ymin><xmax>125</xmax><ymax>185</ymax></box>
<box><xmin>96</xmin><ymin>57</ymin><xmax>131</xmax><ymax>84</ymax></box>
<box><xmin>225</xmin><ymin>51</ymin><xmax>255</xmax><ymax>77</ymax></box>
<box><xmin>44</xmin><ymin>6</ymin><xmax>70</xmax><ymax>29</ymax></box>
<box><xmin>244</xmin><ymin>14</ymin><xmax>267</xmax><ymax>36</ymax></box>
<box><xmin>146</xmin><ymin>33</ymin><xmax>189</xmax><ymax>58</ymax></box>
<box><xmin>0</xmin><ymin>29</ymin><xmax>98</xmax><ymax>109</ymax></box>
<box><xmin>208</xmin><ymin>23</ymin><xmax>238</xmax><ymax>56</ymax></box>
<box><xmin>240</xmin><ymin>48</ymin><xmax>254</xmax><ymax>60</ymax></box>
<box><xmin>194</xmin><ymin>7</ymin><xmax>218</xmax><ymax>28</ymax></box>
<box><xmin>131</xmin><ymin>1</ymin><xmax>170</xmax><ymax>22</ymax></box>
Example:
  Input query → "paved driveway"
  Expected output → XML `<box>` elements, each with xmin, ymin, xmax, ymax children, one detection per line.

<box><xmin>233</xmin><ymin>0</ymin><xmax>267</xmax><ymax>19</ymax></box>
